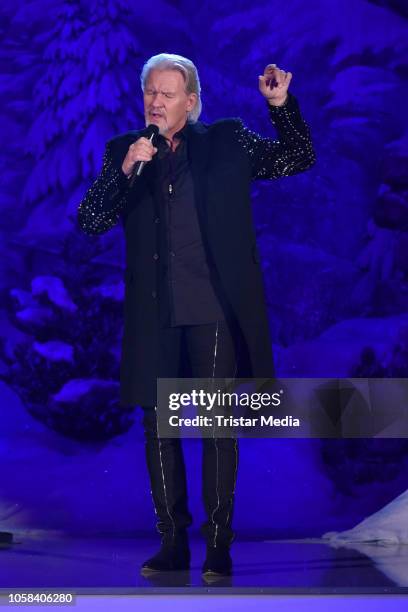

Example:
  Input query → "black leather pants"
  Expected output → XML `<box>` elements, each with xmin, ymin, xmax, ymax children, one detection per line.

<box><xmin>142</xmin><ymin>320</ymin><xmax>239</xmax><ymax>547</ymax></box>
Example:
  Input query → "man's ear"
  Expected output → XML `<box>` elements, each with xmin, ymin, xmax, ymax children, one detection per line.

<box><xmin>187</xmin><ymin>93</ymin><xmax>198</xmax><ymax>112</ymax></box>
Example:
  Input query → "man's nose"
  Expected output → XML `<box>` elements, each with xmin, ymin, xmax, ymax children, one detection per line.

<box><xmin>151</xmin><ymin>93</ymin><xmax>164</xmax><ymax>104</ymax></box>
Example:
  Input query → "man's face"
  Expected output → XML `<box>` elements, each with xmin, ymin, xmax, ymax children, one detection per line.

<box><xmin>143</xmin><ymin>69</ymin><xmax>197</xmax><ymax>139</ymax></box>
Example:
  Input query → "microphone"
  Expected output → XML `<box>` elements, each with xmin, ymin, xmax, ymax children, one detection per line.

<box><xmin>129</xmin><ymin>124</ymin><xmax>159</xmax><ymax>187</ymax></box>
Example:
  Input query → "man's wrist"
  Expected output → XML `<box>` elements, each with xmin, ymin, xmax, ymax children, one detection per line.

<box><xmin>121</xmin><ymin>165</ymin><xmax>132</xmax><ymax>179</ymax></box>
<box><xmin>267</xmin><ymin>94</ymin><xmax>289</xmax><ymax>107</ymax></box>
<box><xmin>116</xmin><ymin>167</ymin><xmax>132</xmax><ymax>189</ymax></box>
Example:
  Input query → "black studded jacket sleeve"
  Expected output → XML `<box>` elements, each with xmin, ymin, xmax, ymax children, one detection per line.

<box><xmin>235</xmin><ymin>92</ymin><xmax>316</xmax><ymax>179</ymax></box>
<box><xmin>77</xmin><ymin>141</ymin><xmax>130</xmax><ymax>235</ymax></box>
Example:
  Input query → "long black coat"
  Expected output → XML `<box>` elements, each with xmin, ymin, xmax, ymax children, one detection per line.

<box><xmin>78</xmin><ymin>92</ymin><xmax>315</xmax><ymax>406</ymax></box>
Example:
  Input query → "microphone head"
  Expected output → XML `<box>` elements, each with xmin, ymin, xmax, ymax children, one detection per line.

<box><xmin>146</xmin><ymin>124</ymin><xmax>160</xmax><ymax>137</ymax></box>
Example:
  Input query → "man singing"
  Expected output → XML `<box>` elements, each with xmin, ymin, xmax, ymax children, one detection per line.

<box><xmin>77</xmin><ymin>53</ymin><xmax>315</xmax><ymax>577</ymax></box>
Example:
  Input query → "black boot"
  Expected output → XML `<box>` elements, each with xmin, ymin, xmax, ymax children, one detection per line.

<box><xmin>141</xmin><ymin>407</ymin><xmax>193</xmax><ymax>574</ymax></box>
<box><xmin>141</xmin><ymin>533</ymin><xmax>191</xmax><ymax>573</ymax></box>
<box><xmin>201</xmin><ymin>436</ymin><xmax>238</xmax><ymax>551</ymax></box>
<box><xmin>202</xmin><ymin>544</ymin><xmax>232</xmax><ymax>576</ymax></box>
<box><xmin>142</xmin><ymin>408</ymin><xmax>193</xmax><ymax>533</ymax></box>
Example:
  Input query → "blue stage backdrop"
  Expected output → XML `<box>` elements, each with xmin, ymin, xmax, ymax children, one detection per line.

<box><xmin>0</xmin><ymin>0</ymin><xmax>407</xmax><ymax>535</ymax></box>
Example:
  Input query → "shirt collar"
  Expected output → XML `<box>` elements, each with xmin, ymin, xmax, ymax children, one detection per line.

<box><xmin>174</xmin><ymin>122</ymin><xmax>189</xmax><ymax>140</ymax></box>
<box><xmin>157</xmin><ymin>121</ymin><xmax>189</xmax><ymax>148</ymax></box>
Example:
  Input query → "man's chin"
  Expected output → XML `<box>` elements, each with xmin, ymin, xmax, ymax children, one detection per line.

<box><xmin>156</xmin><ymin>124</ymin><xmax>169</xmax><ymax>138</ymax></box>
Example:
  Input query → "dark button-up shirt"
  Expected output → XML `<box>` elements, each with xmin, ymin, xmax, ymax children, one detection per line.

<box><xmin>155</xmin><ymin>126</ymin><xmax>225</xmax><ymax>327</ymax></box>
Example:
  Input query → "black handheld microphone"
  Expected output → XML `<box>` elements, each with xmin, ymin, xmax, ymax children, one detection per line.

<box><xmin>129</xmin><ymin>124</ymin><xmax>160</xmax><ymax>188</ymax></box>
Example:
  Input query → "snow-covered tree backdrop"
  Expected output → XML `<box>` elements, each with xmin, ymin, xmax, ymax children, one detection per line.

<box><xmin>0</xmin><ymin>0</ymin><xmax>407</xmax><ymax>535</ymax></box>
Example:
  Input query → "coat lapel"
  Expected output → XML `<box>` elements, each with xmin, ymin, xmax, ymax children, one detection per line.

<box><xmin>141</xmin><ymin>149</ymin><xmax>162</xmax><ymax>218</ymax></box>
<box><xmin>186</xmin><ymin>121</ymin><xmax>210</xmax><ymax>224</ymax></box>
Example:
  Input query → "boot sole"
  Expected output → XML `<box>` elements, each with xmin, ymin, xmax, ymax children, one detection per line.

<box><xmin>202</xmin><ymin>568</ymin><xmax>231</xmax><ymax>577</ymax></box>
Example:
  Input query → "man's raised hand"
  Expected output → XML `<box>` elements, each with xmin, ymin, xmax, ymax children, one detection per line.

<box><xmin>258</xmin><ymin>64</ymin><xmax>292</xmax><ymax>107</ymax></box>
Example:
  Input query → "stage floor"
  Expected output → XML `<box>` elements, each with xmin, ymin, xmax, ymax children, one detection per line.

<box><xmin>0</xmin><ymin>535</ymin><xmax>407</xmax><ymax>593</ymax></box>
